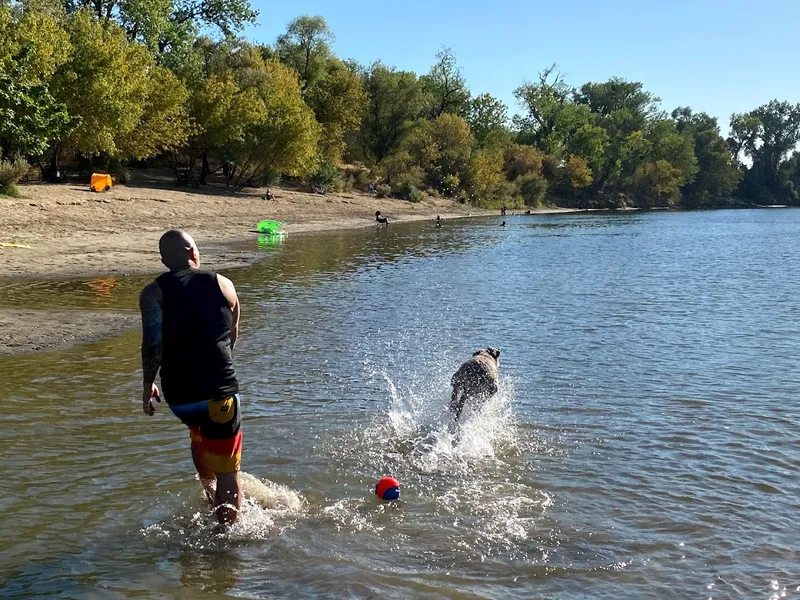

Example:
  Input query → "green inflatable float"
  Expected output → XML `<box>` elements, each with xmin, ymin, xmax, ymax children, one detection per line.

<box><xmin>257</xmin><ymin>219</ymin><xmax>283</xmax><ymax>234</ymax></box>
<box><xmin>256</xmin><ymin>219</ymin><xmax>287</xmax><ymax>248</ymax></box>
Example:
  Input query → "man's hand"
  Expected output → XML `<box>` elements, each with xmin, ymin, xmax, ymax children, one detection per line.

<box><xmin>143</xmin><ymin>383</ymin><xmax>161</xmax><ymax>416</ymax></box>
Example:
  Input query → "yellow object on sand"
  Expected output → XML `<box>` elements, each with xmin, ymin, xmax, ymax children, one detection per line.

<box><xmin>0</xmin><ymin>242</ymin><xmax>30</xmax><ymax>248</ymax></box>
<box><xmin>90</xmin><ymin>173</ymin><xmax>112</xmax><ymax>192</ymax></box>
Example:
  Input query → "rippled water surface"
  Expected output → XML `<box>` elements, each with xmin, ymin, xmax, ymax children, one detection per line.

<box><xmin>1</xmin><ymin>210</ymin><xmax>799</xmax><ymax>599</ymax></box>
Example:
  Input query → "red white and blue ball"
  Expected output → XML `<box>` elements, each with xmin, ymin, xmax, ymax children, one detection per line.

<box><xmin>375</xmin><ymin>476</ymin><xmax>400</xmax><ymax>501</ymax></box>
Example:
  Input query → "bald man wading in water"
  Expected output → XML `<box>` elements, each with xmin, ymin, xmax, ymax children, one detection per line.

<box><xmin>139</xmin><ymin>230</ymin><xmax>242</xmax><ymax>525</ymax></box>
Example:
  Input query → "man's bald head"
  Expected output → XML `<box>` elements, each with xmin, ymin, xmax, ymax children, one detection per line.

<box><xmin>159</xmin><ymin>229</ymin><xmax>199</xmax><ymax>270</ymax></box>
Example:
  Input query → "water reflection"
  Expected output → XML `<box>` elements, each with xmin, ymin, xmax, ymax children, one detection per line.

<box><xmin>1</xmin><ymin>211</ymin><xmax>800</xmax><ymax>599</ymax></box>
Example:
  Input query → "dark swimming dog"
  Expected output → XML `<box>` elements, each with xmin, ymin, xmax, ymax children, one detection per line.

<box><xmin>450</xmin><ymin>347</ymin><xmax>500</xmax><ymax>420</ymax></box>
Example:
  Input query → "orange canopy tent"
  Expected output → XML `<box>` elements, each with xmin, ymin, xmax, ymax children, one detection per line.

<box><xmin>90</xmin><ymin>173</ymin><xmax>112</xmax><ymax>192</ymax></box>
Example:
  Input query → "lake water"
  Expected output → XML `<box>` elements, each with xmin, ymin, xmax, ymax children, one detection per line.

<box><xmin>1</xmin><ymin>210</ymin><xmax>798</xmax><ymax>599</ymax></box>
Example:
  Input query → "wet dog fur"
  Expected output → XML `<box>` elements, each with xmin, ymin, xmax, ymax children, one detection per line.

<box><xmin>449</xmin><ymin>347</ymin><xmax>500</xmax><ymax>420</ymax></box>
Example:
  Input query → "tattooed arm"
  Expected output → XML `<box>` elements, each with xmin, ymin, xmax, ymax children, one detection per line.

<box><xmin>217</xmin><ymin>274</ymin><xmax>240</xmax><ymax>351</ymax></box>
<box><xmin>139</xmin><ymin>282</ymin><xmax>163</xmax><ymax>416</ymax></box>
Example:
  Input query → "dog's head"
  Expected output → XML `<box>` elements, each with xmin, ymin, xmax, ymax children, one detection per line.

<box><xmin>473</xmin><ymin>347</ymin><xmax>500</xmax><ymax>363</ymax></box>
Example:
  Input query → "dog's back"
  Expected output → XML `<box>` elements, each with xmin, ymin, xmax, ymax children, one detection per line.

<box><xmin>450</xmin><ymin>348</ymin><xmax>500</xmax><ymax>419</ymax></box>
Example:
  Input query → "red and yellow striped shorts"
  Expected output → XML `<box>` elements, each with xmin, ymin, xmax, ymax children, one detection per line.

<box><xmin>189</xmin><ymin>426</ymin><xmax>242</xmax><ymax>475</ymax></box>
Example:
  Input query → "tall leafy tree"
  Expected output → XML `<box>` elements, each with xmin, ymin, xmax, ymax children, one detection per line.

<box><xmin>61</xmin><ymin>0</ymin><xmax>256</xmax><ymax>56</ymax></box>
<box><xmin>574</xmin><ymin>77</ymin><xmax>662</xmax><ymax>195</ymax></box>
<box><xmin>360</xmin><ymin>62</ymin><xmax>427</xmax><ymax>163</ymax></box>
<box><xmin>728</xmin><ymin>101</ymin><xmax>800</xmax><ymax>202</ymax></box>
<box><xmin>304</xmin><ymin>58</ymin><xmax>366</xmax><ymax>163</ymax></box>
<box><xmin>629</xmin><ymin>159</ymin><xmax>684</xmax><ymax>208</ymax></box>
<box><xmin>466</xmin><ymin>93</ymin><xmax>509</xmax><ymax>148</ymax></box>
<box><xmin>0</xmin><ymin>4</ymin><xmax>73</xmax><ymax>157</ymax></box>
<box><xmin>225</xmin><ymin>59</ymin><xmax>320</xmax><ymax>187</ymax></box>
<box><xmin>420</xmin><ymin>47</ymin><xmax>470</xmax><ymax>118</ymax></box>
<box><xmin>275</xmin><ymin>15</ymin><xmax>332</xmax><ymax>93</ymax></box>
<box><xmin>514</xmin><ymin>65</ymin><xmax>583</xmax><ymax>154</ymax></box>
<box><xmin>51</xmin><ymin>10</ymin><xmax>190</xmax><ymax>162</ymax></box>
<box><xmin>673</xmin><ymin>107</ymin><xmax>740</xmax><ymax>206</ymax></box>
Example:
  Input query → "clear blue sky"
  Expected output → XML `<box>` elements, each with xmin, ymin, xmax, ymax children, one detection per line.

<box><xmin>243</xmin><ymin>0</ymin><xmax>799</xmax><ymax>134</ymax></box>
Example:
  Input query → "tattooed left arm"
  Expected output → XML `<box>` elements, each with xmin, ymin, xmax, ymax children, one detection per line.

<box><xmin>139</xmin><ymin>282</ymin><xmax>163</xmax><ymax>415</ymax></box>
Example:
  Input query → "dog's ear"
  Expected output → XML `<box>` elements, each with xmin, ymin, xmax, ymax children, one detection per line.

<box><xmin>472</xmin><ymin>349</ymin><xmax>483</xmax><ymax>356</ymax></box>
<box><xmin>486</xmin><ymin>347</ymin><xmax>500</xmax><ymax>360</ymax></box>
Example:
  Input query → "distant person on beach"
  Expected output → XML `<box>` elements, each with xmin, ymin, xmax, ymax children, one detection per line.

<box><xmin>264</xmin><ymin>188</ymin><xmax>274</xmax><ymax>200</ymax></box>
<box><xmin>139</xmin><ymin>229</ymin><xmax>243</xmax><ymax>526</ymax></box>
<box><xmin>375</xmin><ymin>211</ymin><xmax>389</xmax><ymax>225</ymax></box>
<box><xmin>435</xmin><ymin>215</ymin><xmax>442</xmax><ymax>228</ymax></box>
<box><xmin>368</xmin><ymin>182</ymin><xmax>376</xmax><ymax>195</ymax></box>
<box><xmin>501</xmin><ymin>205</ymin><xmax>507</xmax><ymax>216</ymax></box>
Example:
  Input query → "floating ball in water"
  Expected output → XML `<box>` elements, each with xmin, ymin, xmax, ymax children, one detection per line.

<box><xmin>375</xmin><ymin>476</ymin><xmax>400</xmax><ymax>501</ymax></box>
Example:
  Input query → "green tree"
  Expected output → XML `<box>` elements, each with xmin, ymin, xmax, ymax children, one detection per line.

<box><xmin>70</xmin><ymin>0</ymin><xmax>257</xmax><ymax>53</ymax></box>
<box><xmin>629</xmin><ymin>160</ymin><xmax>683</xmax><ymax>208</ymax></box>
<box><xmin>275</xmin><ymin>15</ymin><xmax>332</xmax><ymax>93</ymax></box>
<box><xmin>673</xmin><ymin>107</ymin><xmax>740</xmax><ymax>206</ymax></box>
<box><xmin>425</xmin><ymin>113</ymin><xmax>474</xmax><ymax>193</ymax></box>
<box><xmin>514</xmin><ymin>65</ymin><xmax>583</xmax><ymax>155</ymax></box>
<box><xmin>575</xmin><ymin>78</ymin><xmax>661</xmax><ymax>131</ymax></box>
<box><xmin>565</xmin><ymin>154</ymin><xmax>592</xmax><ymax>189</ymax></box>
<box><xmin>187</xmin><ymin>73</ymin><xmax>262</xmax><ymax>180</ymax></box>
<box><xmin>646</xmin><ymin>118</ymin><xmax>698</xmax><ymax>187</ymax></box>
<box><xmin>516</xmin><ymin>171</ymin><xmax>549</xmax><ymax>206</ymax></box>
<box><xmin>503</xmin><ymin>143</ymin><xmax>544</xmax><ymax>180</ymax></box>
<box><xmin>466</xmin><ymin>93</ymin><xmax>509</xmax><ymax>148</ymax></box>
<box><xmin>304</xmin><ymin>58</ymin><xmax>366</xmax><ymax>162</ymax></box>
<box><xmin>464</xmin><ymin>147</ymin><xmax>507</xmax><ymax>204</ymax></box>
<box><xmin>420</xmin><ymin>47</ymin><xmax>470</xmax><ymax>118</ymax></box>
<box><xmin>0</xmin><ymin>5</ymin><xmax>73</xmax><ymax>157</ymax></box>
<box><xmin>226</xmin><ymin>59</ymin><xmax>320</xmax><ymax>187</ymax></box>
<box><xmin>574</xmin><ymin>77</ymin><xmax>662</xmax><ymax>195</ymax></box>
<box><xmin>731</xmin><ymin>100</ymin><xmax>800</xmax><ymax>202</ymax></box>
<box><xmin>565</xmin><ymin>122</ymin><xmax>608</xmax><ymax>176</ymax></box>
<box><xmin>360</xmin><ymin>62</ymin><xmax>427</xmax><ymax>163</ymax></box>
<box><xmin>51</xmin><ymin>10</ymin><xmax>190</xmax><ymax>162</ymax></box>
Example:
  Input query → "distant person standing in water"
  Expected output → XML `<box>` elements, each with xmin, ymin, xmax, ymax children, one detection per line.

<box><xmin>501</xmin><ymin>205</ymin><xmax>507</xmax><ymax>216</ymax></box>
<box><xmin>435</xmin><ymin>215</ymin><xmax>442</xmax><ymax>228</ymax></box>
<box><xmin>139</xmin><ymin>229</ymin><xmax>243</xmax><ymax>526</ymax></box>
<box><xmin>375</xmin><ymin>211</ymin><xmax>389</xmax><ymax>225</ymax></box>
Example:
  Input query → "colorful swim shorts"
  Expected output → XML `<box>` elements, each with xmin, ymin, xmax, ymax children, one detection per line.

<box><xmin>168</xmin><ymin>395</ymin><xmax>242</xmax><ymax>474</ymax></box>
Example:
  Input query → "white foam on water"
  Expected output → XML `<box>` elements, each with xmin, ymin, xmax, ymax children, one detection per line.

<box><xmin>323</xmin><ymin>368</ymin><xmax>553</xmax><ymax>560</ymax></box>
<box><xmin>368</xmin><ymin>370</ymin><xmax>525</xmax><ymax>472</ymax></box>
<box><xmin>140</xmin><ymin>471</ymin><xmax>306</xmax><ymax>546</ymax></box>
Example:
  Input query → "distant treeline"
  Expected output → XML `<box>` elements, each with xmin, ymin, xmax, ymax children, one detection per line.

<box><xmin>1</xmin><ymin>2</ymin><xmax>799</xmax><ymax>208</ymax></box>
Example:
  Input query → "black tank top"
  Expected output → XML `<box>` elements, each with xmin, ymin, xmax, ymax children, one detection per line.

<box><xmin>156</xmin><ymin>269</ymin><xmax>239</xmax><ymax>405</ymax></box>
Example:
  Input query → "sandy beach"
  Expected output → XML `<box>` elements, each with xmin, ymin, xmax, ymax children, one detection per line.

<box><xmin>0</xmin><ymin>176</ymin><xmax>580</xmax><ymax>354</ymax></box>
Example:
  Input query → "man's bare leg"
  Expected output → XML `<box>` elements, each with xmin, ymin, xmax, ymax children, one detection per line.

<box><xmin>215</xmin><ymin>472</ymin><xmax>241</xmax><ymax>525</ymax></box>
<box><xmin>190</xmin><ymin>440</ymin><xmax>216</xmax><ymax>505</ymax></box>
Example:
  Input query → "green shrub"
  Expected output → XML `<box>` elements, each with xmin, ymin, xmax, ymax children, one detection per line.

<box><xmin>516</xmin><ymin>171</ymin><xmax>549</xmax><ymax>207</ymax></box>
<box><xmin>440</xmin><ymin>173</ymin><xmax>460</xmax><ymax>198</ymax></box>
<box><xmin>392</xmin><ymin>180</ymin><xmax>423</xmax><ymax>202</ymax></box>
<box><xmin>114</xmin><ymin>166</ymin><xmax>132</xmax><ymax>184</ymax></box>
<box><xmin>309</xmin><ymin>162</ymin><xmax>342</xmax><ymax>193</ymax></box>
<box><xmin>0</xmin><ymin>183</ymin><xmax>21</xmax><ymax>197</ymax></box>
<box><xmin>0</xmin><ymin>158</ymin><xmax>29</xmax><ymax>197</ymax></box>
<box><xmin>264</xmin><ymin>170</ymin><xmax>282</xmax><ymax>186</ymax></box>
<box><xmin>407</xmin><ymin>185</ymin><xmax>423</xmax><ymax>202</ymax></box>
<box><xmin>376</xmin><ymin>183</ymin><xmax>391</xmax><ymax>198</ymax></box>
